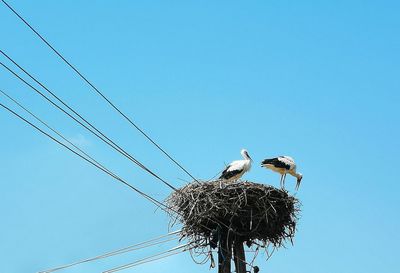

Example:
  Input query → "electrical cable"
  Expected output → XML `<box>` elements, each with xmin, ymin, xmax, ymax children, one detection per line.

<box><xmin>39</xmin><ymin>230</ymin><xmax>181</xmax><ymax>273</ymax></box>
<box><xmin>0</xmin><ymin>57</ymin><xmax>178</xmax><ymax>192</ymax></box>
<box><xmin>103</xmin><ymin>243</ymin><xmax>194</xmax><ymax>273</ymax></box>
<box><xmin>0</xmin><ymin>65</ymin><xmax>229</xmax><ymax>243</ymax></box>
<box><xmin>0</xmin><ymin>101</ymin><xmax>169</xmax><ymax>210</ymax></box>
<box><xmin>0</xmin><ymin>87</ymin><xmax>225</xmax><ymax>233</ymax></box>
<box><xmin>0</xmin><ymin>88</ymin><xmax>110</xmax><ymax>179</ymax></box>
<box><xmin>1</xmin><ymin>0</ymin><xmax>199</xmax><ymax>183</ymax></box>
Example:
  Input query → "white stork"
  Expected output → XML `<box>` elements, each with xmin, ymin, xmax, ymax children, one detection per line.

<box><xmin>219</xmin><ymin>149</ymin><xmax>252</xmax><ymax>182</ymax></box>
<box><xmin>261</xmin><ymin>156</ymin><xmax>303</xmax><ymax>190</ymax></box>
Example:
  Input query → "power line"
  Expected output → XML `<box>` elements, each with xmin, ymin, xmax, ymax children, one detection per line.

<box><xmin>103</xmin><ymin>243</ymin><xmax>193</xmax><ymax>273</ymax></box>
<box><xmin>41</xmin><ymin>238</ymin><xmax>179</xmax><ymax>273</ymax></box>
<box><xmin>0</xmin><ymin>92</ymin><xmax>248</xmax><ymax>270</ymax></box>
<box><xmin>0</xmin><ymin>54</ymin><xmax>238</xmax><ymax>270</ymax></box>
<box><xmin>0</xmin><ymin>97</ymin><xmax>229</xmax><ymax>273</ymax></box>
<box><xmin>0</xmin><ymin>88</ymin><xmax>110</xmax><ymax>181</ymax></box>
<box><xmin>0</xmin><ymin>62</ymin><xmax>228</xmax><ymax>234</ymax></box>
<box><xmin>59</xmin><ymin>237</ymin><xmax>239</xmax><ymax>273</ymax></box>
<box><xmin>105</xmin><ymin>249</ymin><xmax>186</xmax><ymax>273</ymax></box>
<box><xmin>0</xmin><ymin>56</ymin><xmax>178</xmax><ymax>192</ymax></box>
<box><xmin>0</xmin><ymin>51</ymin><xmax>178</xmax><ymax>191</ymax></box>
<box><xmin>0</xmin><ymin>101</ymin><xmax>169</xmax><ymax>210</ymax></box>
<box><xmin>0</xmin><ymin>88</ymin><xmax>232</xmax><ymax>247</ymax></box>
<box><xmin>39</xmin><ymin>230</ymin><xmax>181</xmax><ymax>273</ymax></box>
<box><xmin>0</xmin><ymin>90</ymin><xmax>224</xmax><ymax>245</ymax></box>
<box><xmin>1</xmin><ymin>0</ymin><xmax>199</xmax><ymax>183</ymax></box>
<box><xmin>0</xmin><ymin>88</ymin><xmax>168</xmax><ymax>207</ymax></box>
<box><xmin>0</xmin><ymin>61</ymin><xmax>239</xmax><ymax>251</ymax></box>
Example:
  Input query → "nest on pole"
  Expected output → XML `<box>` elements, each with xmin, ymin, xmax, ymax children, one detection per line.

<box><xmin>167</xmin><ymin>180</ymin><xmax>300</xmax><ymax>250</ymax></box>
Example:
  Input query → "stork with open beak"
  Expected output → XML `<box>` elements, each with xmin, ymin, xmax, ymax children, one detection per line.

<box><xmin>219</xmin><ymin>149</ymin><xmax>252</xmax><ymax>182</ymax></box>
<box><xmin>261</xmin><ymin>156</ymin><xmax>303</xmax><ymax>190</ymax></box>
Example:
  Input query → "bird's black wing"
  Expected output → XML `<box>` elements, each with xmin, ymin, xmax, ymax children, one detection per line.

<box><xmin>219</xmin><ymin>165</ymin><xmax>242</xmax><ymax>179</ymax></box>
<box><xmin>219</xmin><ymin>169</ymin><xmax>243</xmax><ymax>179</ymax></box>
<box><xmin>261</xmin><ymin>157</ymin><xmax>291</xmax><ymax>170</ymax></box>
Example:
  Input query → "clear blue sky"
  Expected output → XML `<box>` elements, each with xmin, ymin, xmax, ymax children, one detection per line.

<box><xmin>1</xmin><ymin>1</ymin><xmax>399</xmax><ymax>273</ymax></box>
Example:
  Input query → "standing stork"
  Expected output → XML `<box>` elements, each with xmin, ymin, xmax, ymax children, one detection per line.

<box><xmin>219</xmin><ymin>149</ymin><xmax>252</xmax><ymax>182</ymax></box>
<box><xmin>261</xmin><ymin>156</ymin><xmax>303</xmax><ymax>190</ymax></box>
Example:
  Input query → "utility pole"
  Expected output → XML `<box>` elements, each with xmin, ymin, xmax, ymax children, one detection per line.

<box><xmin>218</xmin><ymin>231</ymin><xmax>232</xmax><ymax>273</ymax></box>
<box><xmin>218</xmin><ymin>232</ymin><xmax>247</xmax><ymax>273</ymax></box>
<box><xmin>233</xmin><ymin>239</ymin><xmax>246</xmax><ymax>273</ymax></box>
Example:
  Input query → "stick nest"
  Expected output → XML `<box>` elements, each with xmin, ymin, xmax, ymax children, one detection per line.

<box><xmin>167</xmin><ymin>180</ymin><xmax>300</xmax><ymax>248</ymax></box>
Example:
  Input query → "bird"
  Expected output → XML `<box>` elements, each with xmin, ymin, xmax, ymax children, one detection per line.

<box><xmin>261</xmin><ymin>156</ymin><xmax>302</xmax><ymax>190</ymax></box>
<box><xmin>219</xmin><ymin>149</ymin><xmax>252</xmax><ymax>182</ymax></box>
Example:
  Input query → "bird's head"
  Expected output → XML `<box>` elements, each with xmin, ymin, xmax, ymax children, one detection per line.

<box><xmin>241</xmin><ymin>149</ymin><xmax>252</xmax><ymax>161</ymax></box>
<box><xmin>295</xmin><ymin>173</ymin><xmax>303</xmax><ymax>190</ymax></box>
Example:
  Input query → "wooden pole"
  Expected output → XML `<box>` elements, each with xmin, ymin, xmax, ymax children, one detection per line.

<box><xmin>218</xmin><ymin>232</ymin><xmax>232</xmax><ymax>273</ymax></box>
<box><xmin>233</xmin><ymin>239</ymin><xmax>246</xmax><ymax>273</ymax></box>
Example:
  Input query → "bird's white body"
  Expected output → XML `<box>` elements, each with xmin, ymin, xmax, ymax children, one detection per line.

<box><xmin>223</xmin><ymin>159</ymin><xmax>252</xmax><ymax>180</ymax></box>
<box><xmin>261</xmin><ymin>156</ymin><xmax>302</xmax><ymax>190</ymax></box>
<box><xmin>219</xmin><ymin>149</ymin><xmax>252</xmax><ymax>182</ymax></box>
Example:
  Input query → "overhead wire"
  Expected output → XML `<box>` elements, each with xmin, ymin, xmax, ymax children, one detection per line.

<box><xmin>0</xmin><ymin>56</ymin><xmax>229</xmax><ymax>244</ymax></box>
<box><xmin>102</xmin><ymin>237</ymin><xmax>254</xmax><ymax>273</ymax></box>
<box><xmin>0</xmin><ymin>90</ymin><xmax>215</xmax><ymax>272</ymax></box>
<box><xmin>0</xmin><ymin>5</ymin><xmax>266</xmax><ymax>270</ymax></box>
<box><xmin>1</xmin><ymin>0</ymin><xmax>199</xmax><ymax>183</ymax></box>
<box><xmin>0</xmin><ymin>6</ymin><xmax>232</xmax><ymax>250</ymax></box>
<box><xmin>0</xmin><ymin>88</ymin><xmax>110</xmax><ymax>180</ymax></box>
<box><xmin>0</xmin><ymin>54</ymin><xmax>178</xmax><ymax>192</ymax></box>
<box><xmin>0</xmin><ymin>4</ymin><xmax>254</xmax><ymax>266</ymax></box>
<box><xmin>0</xmin><ymin>90</ymin><xmax>248</xmax><ymax>269</ymax></box>
<box><xmin>0</xmin><ymin>77</ymin><xmax>226</xmax><ymax>231</ymax></box>
<box><xmin>0</xmin><ymin>89</ymin><xmax>177</xmax><ymax>205</ymax></box>
<box><xmin>0</xmin><ymin>101</ymin><xmax>169</xmax><ymax>211</ymax></box>
<box><xmin>105</xmin><ymin>248</ymin><xmax>186</xmax><ymax>273</ymax></box>
<box><xmin>0</xmin><ymin>87</ymin><xmax>253</xmax><ymax>272</ymax></box>
<box><xmin>39</xmin><ymin>230</ymin><xmax>181</xmax><ymax>273</ymax></box>
<box><xmin>103</xmin><ymin>243</ymin><xmax>196</xmax><ymax>273</ymax></box>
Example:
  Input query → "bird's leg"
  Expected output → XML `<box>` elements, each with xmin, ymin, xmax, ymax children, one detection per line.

<box><xmin>282</xmin><ymin>173</ymin><xmax>287</xmax><ymax>189</ymax></box>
